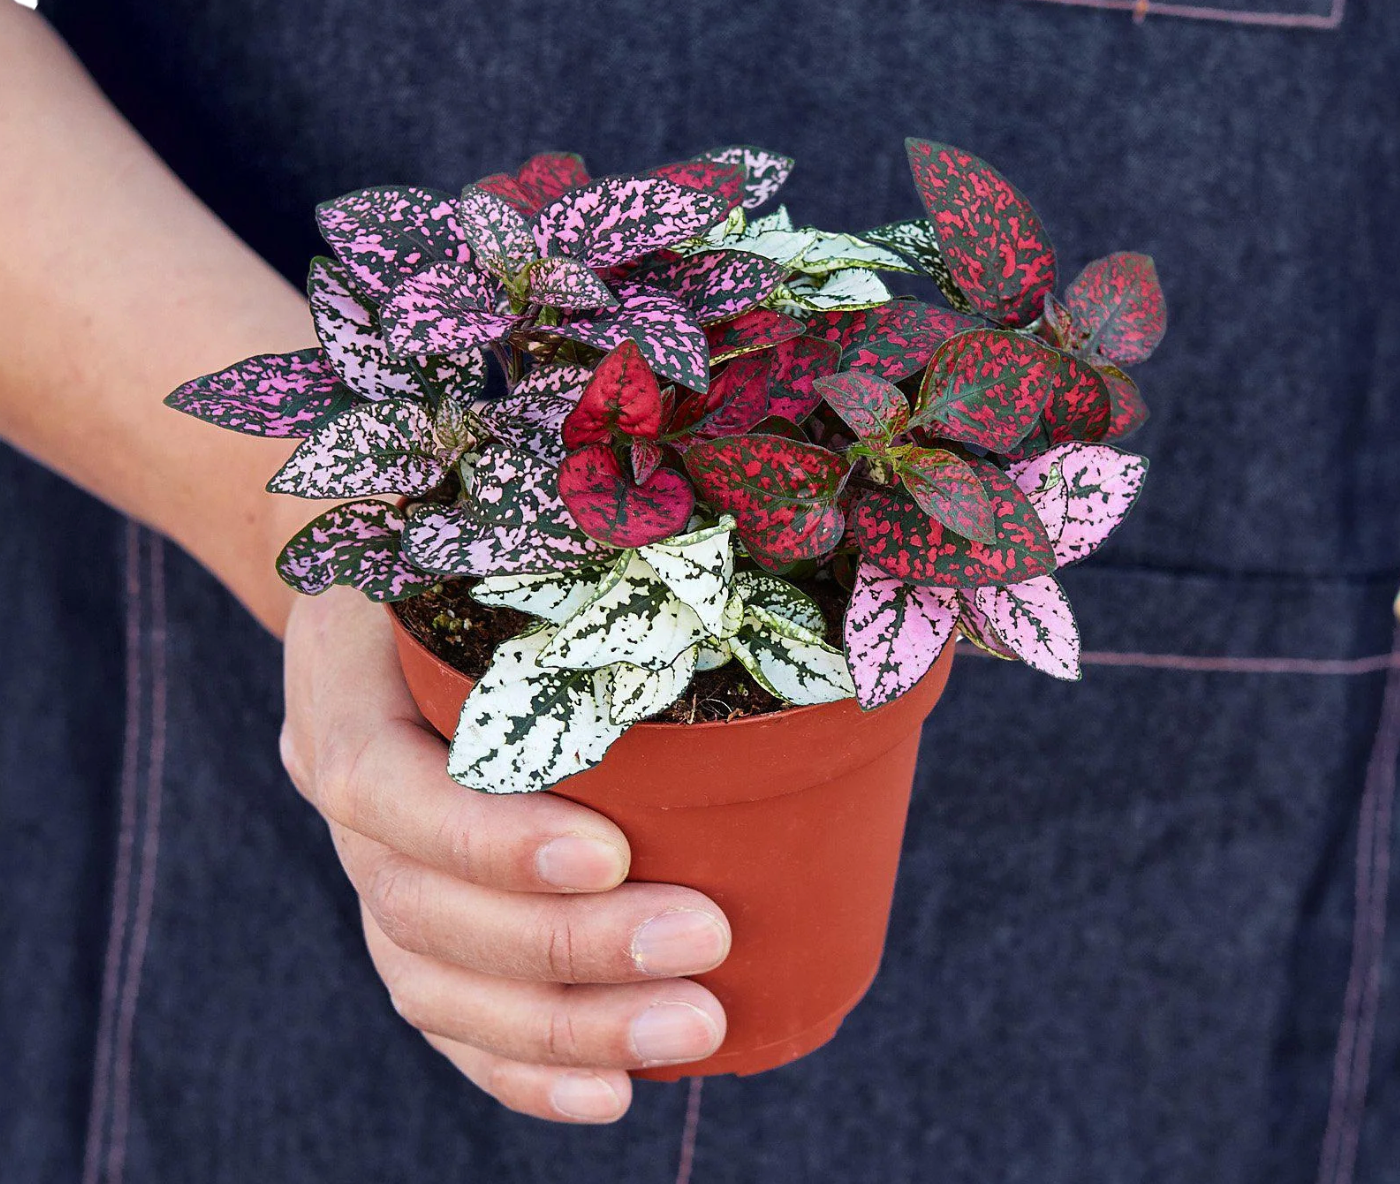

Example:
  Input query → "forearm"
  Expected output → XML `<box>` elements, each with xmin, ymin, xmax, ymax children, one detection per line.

<box><xmin>0</xmin><ymin>5</ymin><xmax>319</xmax><ymax>636</ymax></box>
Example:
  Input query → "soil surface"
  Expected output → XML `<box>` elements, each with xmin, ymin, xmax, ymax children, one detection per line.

<box><xmin>393</xmin><ymin>574</ymin><xmax>851</xmax><ymax>724</ymax></box>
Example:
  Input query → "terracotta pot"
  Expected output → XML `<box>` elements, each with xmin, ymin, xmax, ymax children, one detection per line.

<box><xmin>388</xmin><ymin>605</ymin><xmax>955</xmax><ymax>1079</ymax></box>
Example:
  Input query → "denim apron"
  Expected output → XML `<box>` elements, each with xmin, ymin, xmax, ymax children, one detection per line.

<box><xmin>4</xmin><ymin>1</ymin><xmax>1399</xmax><ymax>1180</ymax></box>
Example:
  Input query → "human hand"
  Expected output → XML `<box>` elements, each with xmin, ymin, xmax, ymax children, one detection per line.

<box><xmin>279</xmin><ymin>587</ymin><xmax>731</xmax><ymax>1122</ymax></box>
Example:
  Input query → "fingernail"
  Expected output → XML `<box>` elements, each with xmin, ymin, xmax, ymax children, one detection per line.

<box><xmin>631</xmin><ymin>1001</ymin><xmax>722</xmax><ymax>1065</ymax></box>
<box><xmin>536</xmin><ymin>836</ymin><xmax>627</xmax><ymax>891</ymax></box>
<box><xmin>551</xmin><ymin>1072</ymin><xmax>624</xmax><ymax>1121</ymax></box>
<box><xmin>631</xmin><ymin>910</ymin><xmax>729</xmax><ymax>977</ymax></box>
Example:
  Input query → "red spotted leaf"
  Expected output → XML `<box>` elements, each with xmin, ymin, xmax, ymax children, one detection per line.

<box><xmin>562</xmin><ymin>340</ymin><xmax>664</xmax><ymax>448</ymax></box>
<box><xmin>766</xmin><ymin>336</ymin><xmax>840</xmax><ymax>421</ymax></box>
<box><xmin>631</xmin><ymin>438</ymin><xmax>665</xmax><ymax>484</ymax></box>
<box><xmin>813</xmin><ymin>372</ymin><xmax>908</xmax><ymax>444</ymax></box>
<box><xmin>1064</xmin><ymin>252</ymin><xmax>1166</xmax><ymax>365</ymax></box>
<box><xmin>973</xmin><ymin>575</ymin><xmax>1081</xmax><ymax>679</ymax></box>
<box><xmin>1041</xmin><ymin>292</ymin><xmax>1075</xmax><ymax>349</ymax></box>
<box><xmin>705</xmin><ymin>308</ymin><xmax>806</xmax><ymax>362</ymax></box>
<box><xmin>853</xmin><ymin>461</ymin><xmax>1054</xmax><ymax>587</ymax></box>
<box><xmin>806</xmin><ymin>299</ymin><xmax>980</xmax><ymax>381</ymax></box>
<box><xmin>1094</xmin><ymin>359</ymin><xmax>1150</xmax><ymax>439</ymax></box>
<box><xmin>378</xmin><ymin>261</ymin><xmax>520</xmax><ymax>356</ymax></box>
<box><xmin>685</xmin><ymin>435</ymin><xmax>849</xmax><ymax>565</ymax></box>
<box><xmin>699</xmin><ymin>145</ymin><xmax>794</xmax><ymax>209</ymax></box>
<box><xmin>681</xmin><ymin>351</ymin><xmax>773</xmax><ymax>440</ymax></box>
<box><xmin>516</xmin><ymin>152</ymin><xmax>590</xmax><ymax>209</ymax></box>
<box><xmin>1042</xmin><ymin>351</ymin><xmax>1113</xmax><ymax>445</ymax></box>
<box><xmin>905</xmin><ymin>140</ymin><xmax>1057</xmax><ymax>328</ymax></box>
<box><xmin>533</xmin><ymin>177</ymin><xmax>725</xmax><ymax>269</ymax></box>
<box><xmin>474</xmin><ymin>173</ymin><xmax>535</xmax><ymax>216</ymax></box>
<box><xmin>631</xmin><ymin>250</ymin><xmax>787</xmax><ymax>324</ymax></box>
<box><xmin>276</xmin><ymin>499</ymin><xmax>434</xmax><ymax>602</ymax></box>
<box><xmin>456</xmin><ymin>185</ymin><xmax>539</xmax><ymax>279</ymax></box>
<box><xmin>165</xmin><ymin>348</ymin><xmax>353</xmax><ymax>438</ymax></box>
<box><xmin>899</xmin><ymin>448</ymin><xmax>997</xmax><ymax>543</ymax></box>
<box><xmin>914</xmin><ymin>329</ymin><xmax>1056</xmax><ymax>451</ymax></box>
<box><xmin>526</xmin><ymin>256</ymin><xmax>618</xmax><ymax>311</ymax></box>
<box><xmin>844</xmin><ymin>562</ymin><xmax>959</xmax><ymax>709</ymax></box>
<box><xmin>862</xmin><ymin>219</ymin><xmax>974</xmax><ymax>313</ymax></box>
<box><xmin>315</xmin><ymin>186</ymin><xmax>471</xmax><ymax>301</ymax></box>
<box><xmin>649</xmin><ymin>159</ymin><xmax>746</xmax><ymax>211</ymax></box>
<box><xmin>554</xmin><ymin>284</ymin><xmax>709</xmax><ymax>392</ymax></box>
<box><xmin>558</xmin><ymin>442</ymin><xmax>695</xmax><ymax>547</ymax></box>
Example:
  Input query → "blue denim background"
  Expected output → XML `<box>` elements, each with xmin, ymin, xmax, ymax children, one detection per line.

<box><xmin>3</xmin><ymin>1</ymin><xmax>1399</xmax><ymax>1180</ymax></box>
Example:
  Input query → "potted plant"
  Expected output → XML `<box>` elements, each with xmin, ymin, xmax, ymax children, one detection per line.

<box><xmin>168</xmin><ymin>140</ymin><xmax>1165</xmax><ymax>1079</ymax></box>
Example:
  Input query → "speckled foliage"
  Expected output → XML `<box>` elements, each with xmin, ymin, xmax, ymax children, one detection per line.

<box><xmin>165</xmin><ymin>137</ymin><xmax>1164</xmax><ymax>792</ymax></box>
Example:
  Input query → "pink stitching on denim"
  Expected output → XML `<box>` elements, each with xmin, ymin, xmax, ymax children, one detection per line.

<box><xmin>1022</xmin><ymin>0</ymin><xmax>1345</xmax><ymax>29</ymax></box>
<box><xmin>674</xmin><ymin>1077</ymin><xmax>705</xmax><ymax>1184</ymax></box>
<box><xmin>105</xmin><ymin>537</ymin><xmax>168</xmax><ymax>1184</ymax></box>
<box><xmin>81</xmin><ymin>522</ymin><xmax>144</xmax><ymax>1184</ymax></box>
<box><xmin>1317</xmin><ymin>623</ymin><xmax>1400</xmax><ymax>1184</ymax></box>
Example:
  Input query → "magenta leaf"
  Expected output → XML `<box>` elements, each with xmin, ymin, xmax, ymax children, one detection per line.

<box><xmin>900</xmin><ymin>448</ymin><xmax>997</xmax><ymax>543</ymax></box>
<box><xmin>268</xmin><ymin>399</ymin><xmax>446</xmax><ymax>498</ymax></box>
<box><xmin>526</xmin><ymin>256</ymin><xmax>618</xmax><ymax>311</ymax></box>
<box><xmin>862</xmin><ymin>219</ymin><xmax>974</xmax><ymax>313</ymax></box>
<box><xmin>766</xmin><ymin>336</ymin><xmax>841</xmax><ymax>421</ymax></box>
<box><xmin>308</xmin><ymin>258</ymin><xmax>425</xmax><ymax>401</ymax></box>
<box><xmin>699</xmin><ymin>145</ymin><xmax>795</xmax><ymax>209</ymax></box>
<box><xmin>1093</xmin><ymin>358</ymin><xmax>1150</xmax><ymax>440</ymax></box>
<box><xmin>558</xmin><ymin>442</ymin><xmax>695</xmax><ymax>547</ymax></box>
<box><xmin>532</xmin><ymin>177</ymin><xmax>725</xmax><ymax>269</ymax></box>
<box><xmin>276</xmin><ymin>499</ymin><xmax>435</xmax><ymax>602</ymax></box>
<box><xmin>631</xmin><ymin>250</ymin><xmax>788</xmax><ymax>324</ymax></box>
<box><xmin>853</xmin><ymin>461</ymin><xmax>1054</xmax><ymax>587</ymax></box>
<box><xmin>378</xmin><ymin>261</ymin><xmax>519</xmax><ymax>356</ymax></box>
<box><xmin>1009</xmin><ymin>441</ymin><xmax>1148</xmax><ymax>565</ymax></box>
<box><xmin>905</xmin><ymin>140</ymin><xmax>1057</xmax><ymax>328</ymax></box>
<box><xmin>516</xmin><ymin>152</ymin><xmax>591</xmax><ymax>210</ymax></box>
<box><xmin>1064</xmin><ymin>252</ymin><xmax>1166</xmax><ymax>365</ymax></box>
<box><xmin>562</xmin><ymin>340</ymin><xmax>664</xmax><ymax>448</ymax></box>
<box><xmin>679</xmin><ymin>351</ymin><xmax>773</xmax><ymax>440</ymax></box>
<box><xmin>165</xmin><ymin>348</ymin><xmax>353</xmax><ymax>438</ymax></box>
<box><xmin>456</xmin><ymin>185</ymin><xmax>540</xmax><ymax>279</ymax></box>
<box><xmin>844</xmin><ymin>561</ymin><xmax>958</xmax><ymax>709</ymax></box>
<box><xmin>404</xmin><ymin>443</ymin><xmax>604</xmax><ymax>575</ymax></box>
<box><xmin>705</xmin><ymin>308</ymin><xmax>806</xmax><ymax>362</ymax></box>
<box><xmin>813</xmin><ymin>371</ymin><xmax>909</xmax><ymax>444</ymax></box>
<box><xmin>315</xmin><ymin>186</ymin><xmax>471</xmax><ymax>301</ymax></box>
<box><xmin>475</xmin><ymin>362</ymin><xmax>590</xmax><ymax>464</ymax></box>
<box><xmin>554</xmin><ymin>285</ymin><xmax>709</xmax><ymax>392</ymax></box>
<box><xmin>913</xmin><ymin>329</ymin><xmax>1057</xmax><ymax>451</ymax></box>
<box><xmin>956</xmin><ymin>591</ymin><xmax>1018</xmax><ymax>659</ymax></box>
<box><xmin>684</xmin><ymin>435</ymin><xmax>849</xmax><ymax>565</ymax></box>
<box><xmin>806</xmin><ymin>299</ymin><xmax>979</xmax><ymax>382</ymax></box>
<box><xmin>649</xmin><ymin>159</ymin><xmax>746</xmax><ymax>211</ymax></box>
<box><xmin>973</xmin><ymin>575</ymin><xmax>1081</xmax><ymax>680</ymax></box>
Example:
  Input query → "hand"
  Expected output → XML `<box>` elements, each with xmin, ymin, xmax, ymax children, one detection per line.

<box><xmin>280</xmin><ymin>587</ymin><xmax>731</xmax><ymax>1123</ymax></box>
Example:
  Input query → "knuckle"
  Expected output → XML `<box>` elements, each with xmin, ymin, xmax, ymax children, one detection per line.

<box><xmin>278</xmin><ymin>723</ymin><xmax>310</xmax><ymax>796</ymax></box>
<box><xmin>482</xmin><ymin>1058</ymin><xmax>532</xmax><ymax>1112</ymax></box>
<box><xmin>366</xmin><ymin>857</ymin><xmax>425</xmax><ymax>948</ymax></box>
<box><xmin>315</xmin><ymin>725</ymin><xmax>376</xmax><ymax>829</ymax></box>
<box><xmin>541</xmin><ymin>1004</ymin><xmax>585</xmax><ymax>1064</ymax></box>
<box><xmin>541</xmin><ymin>912</ymin><xmax>583</xmax><ymax>982</ymax></box>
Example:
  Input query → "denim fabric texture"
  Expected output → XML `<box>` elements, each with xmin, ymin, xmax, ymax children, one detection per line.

<box><xmin>3</xmin><ymin>0</ymin><xmax>1399</xmax><ymax>1180</ymax></box>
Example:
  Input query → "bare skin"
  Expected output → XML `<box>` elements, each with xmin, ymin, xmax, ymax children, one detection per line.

<box><xmin>0</xmin><ymin>4</ymin><xmax>729</xmax><ymax>1122</ymax></box>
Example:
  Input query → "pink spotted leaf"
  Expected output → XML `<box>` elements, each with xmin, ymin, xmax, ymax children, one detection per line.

<box><xmin>475</xmin><ymin>362</ymin><xmax>590</xmax><ymax>464</ymax></box>
<box><xmin>267</xmin><ymin>399</ymin><xmax>446</xmax><ymax>498</ymax></box>
<box><xmin>853</xmin><ymin>460</ymin><xmax>1054</xmax><ymax>587</ymax></box>
<box><xmin>558</xmin><ymin>442</ymin><xmax>695</xmax><ymax>547</ymax></box>
<box><xmin>526</xmin><ymin>256</ymin><xmax>618</xmax><ymax>311</ymax></box>
<box><xmin>165</xmin><ymin>348</ymin><xmax>353</xmax><ymax>438</ymax></box>
<box><xmin>276</xmin><ymin>499</ymin><xmax>435</xmax><ymax>602</ymax></box>
<box><xmin>308</xmin><ymin>258</ymin><xmax>424</xmax><ymax>401</ymax></box>
<box><xmin>973</xmin><ymin>575</ymin><xmax>1081</xmax><ymax>680</ymax></box>
<box><xmin>378</xmin><ymin>261</ymin><xmax>520</xmax><ymax>356</ymax></box>
<box><xmin>631</xmin><ymin>250</ymin><xmax>788</xmax><ymax>324</ymax></box>
<box><xmin>315</xmin><ymin>186</ymin><xmax>471</xmax><ymax>301</ymax></box>
<box><xmin>684</xmin><ymin>435</ymin><xmax>849</xmax><ymax>566</ymax></box>
<box><xmin>532</xmin><ymin>177</ymin><xmax>725</xmax><ymax>269</ymax></box>
<box><xmin>1009</xmin><ymin>442</ymin><xmax>1148</xmax><ymax>565</ymax></box>
<box><xmin>649</xmin><ymin>159</ymin><xmax>746</xmax><ymax>211</ymax></box>
<box><xmin>843</xmin><ymin>561</ymin><xmax>958</xmax><ymax>709</ymax></box>
<box><xmin>554</xmin><ymin>284</ymin><xmax>709</xmax><ymax>392</ymax></box>
<box><xmin>1064</xmin><ymin>252</ymin><xmax>1166</xmax><ymax>365</ymax></box>
<box><xmin>899</xmin><ymin>448</ymin><xmax>997</xmax><ymax>543</ymax></box>
<box><xmin>913</xmin><ymin>329</ymin><xmax>1058</xmax><ymax>451</ymax></box>
<box><xmin>456</xmin><ymin>185</ymin><xmax>540</xmax><ymax>279</ymax></box>
<box><xmin>905</xmin><ymin>140</ymin><xmax>1057</xmax><ymax>328</ymax></box>
<box><xmin>562</xmin><ymin>340</ymin><xmax>665</xmax><ymax>448</ymax></box>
